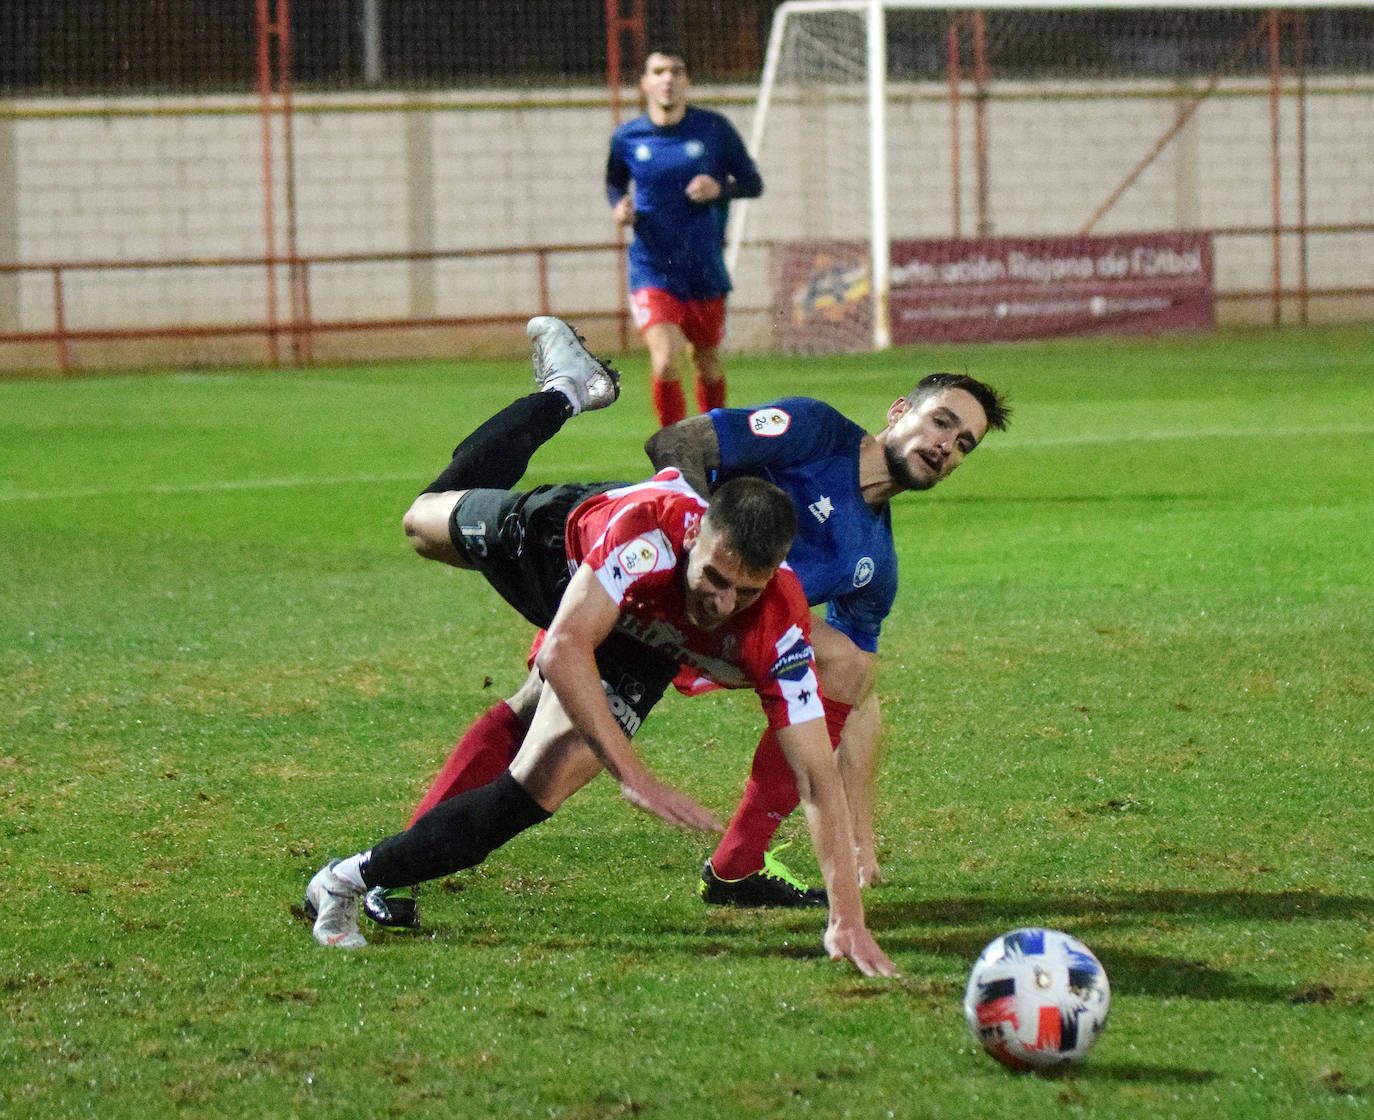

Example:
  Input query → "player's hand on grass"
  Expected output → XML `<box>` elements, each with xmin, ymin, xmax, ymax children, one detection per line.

<box><xmin>619</xmin><ymin>773</ymin><xmax>723</xmax><ymax>833</ymax></box>
<box><xmin>824</xmin><ymin>921</ymin><xmax>899</xmax><ymax>978</ymax></box>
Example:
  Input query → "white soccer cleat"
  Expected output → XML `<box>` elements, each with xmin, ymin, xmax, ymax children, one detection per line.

<box><xmin>527</xmin><ymin>316</ymin><xmax>620</xmax><ymax>414</ymax></box>
<box><xmin>305</xmin><ymin>860</ymin><xmax>367</xmax><ymax>949</ymax></box>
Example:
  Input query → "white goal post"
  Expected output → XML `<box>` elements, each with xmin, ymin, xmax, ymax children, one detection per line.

<box><xmin>725</xmin><ymin>0</ymin><xmax>1374</xmax><ymax>352</ymax></box>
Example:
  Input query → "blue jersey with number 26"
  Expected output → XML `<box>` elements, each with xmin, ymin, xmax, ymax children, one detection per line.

<box><xmin>709</xmin><ymin>398</ymin><xmax>897</xmax><ymax>653</ymax></box>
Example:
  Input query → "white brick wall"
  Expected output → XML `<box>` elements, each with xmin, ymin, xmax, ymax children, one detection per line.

<box><xmin>0</xmin><ymin>80</ymin><xmax>1370</xmax><ymax>362</ymax></box>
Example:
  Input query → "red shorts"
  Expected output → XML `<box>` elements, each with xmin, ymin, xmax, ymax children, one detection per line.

<box><xmin>631</xmin><ymin>288</ymin><xmax>726</xmax><ymax>351</ymax></box>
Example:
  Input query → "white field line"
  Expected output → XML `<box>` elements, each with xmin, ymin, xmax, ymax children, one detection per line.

<box><xmin>2</xmin><ymin>424</ymin><xmax>1372</xmax><ymax>504</ymax></box>
<box><xmin>0</xmin><ymin>471</ymin><xmax>424</xmax><ymax>504</ymax></box>
<box><xmin>987</xmin><ymin>423</ymin><xmax>1374</xmax><ymax>449</ymax></box>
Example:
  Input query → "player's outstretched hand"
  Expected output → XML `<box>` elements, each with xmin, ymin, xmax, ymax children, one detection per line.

<box><xmin>824</xmin><ymin>921</ymin><xmax>900</xmax><ymax>978</ymax></box>
<box><xmin>619</xmin><ymin>773</ymin><xmax>724</xmax><ymax>833</ymax></box>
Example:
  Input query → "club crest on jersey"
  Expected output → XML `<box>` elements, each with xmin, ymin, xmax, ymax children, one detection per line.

<box><xmin>747</xmin><ymin>407</ymin><xmax>791</xmax><ymax>437</ymax></box>
<box><xmin>684</xmin><ymin>139</ymin><xmax>705</xmax><ymax>159</ymax></box>
<box><xmin>635</xmin><ymin>143</ymin><xmax>653</xmax><ymax>162</ymax></box>
<box><xmin>618</xmin><ymin>537</ymin><xmax>660</xmax><ymax>575</ymax></box>
<box><xmin>853</xmin><ymin>556</ymin><xmax>875</xmax><ymax>588</ymax></box>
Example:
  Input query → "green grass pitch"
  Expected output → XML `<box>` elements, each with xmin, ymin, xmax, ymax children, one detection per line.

<box><xmin>1</xmin><ymin>325</ymin><xmax>1371</xmax><ymax>1118</ymax></box>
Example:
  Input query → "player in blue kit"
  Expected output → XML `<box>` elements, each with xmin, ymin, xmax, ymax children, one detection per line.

<box><xmin>606</xmin><ymin>48</ymin><xmax>763</xmax><ymax>428</ymax></box>
<box><xmin>366</xmin><ymin>371</ymin><xmax>1009</xmax><ymax>929</ymax></box>
<box><xmin>646</xmin><ymin>381</ymin><xmax>1010</xmax><ymax>904</ymax></box>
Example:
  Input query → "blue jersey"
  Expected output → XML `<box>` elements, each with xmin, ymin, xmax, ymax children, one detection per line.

<box><xmin>709</xmin><ymin>398</ymin><xmax>897</xmax><ymax>653</ymax></box>
<box><xmin>606</xmin><ymin>106</ymin><xmax>762</xmax><ymax>301</ymax></box>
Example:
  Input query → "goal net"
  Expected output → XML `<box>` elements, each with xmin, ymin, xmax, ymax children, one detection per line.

<box><xmin>726</xmin><ymin>0</ymin><xmax>1374</xmax><ymax>353</ymax></box>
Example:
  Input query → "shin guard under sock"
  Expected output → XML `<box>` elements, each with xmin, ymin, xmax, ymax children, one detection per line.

<box><xmin>406</xmin><ymin>701</ymin><xmax>526</xmax><ymax>827</ymax></box>
<box><xmin>422</xmin><ymin>392</ymin><xmax>571</xmax><ymax>494</ymax></box>
<box><xmin>710</xmin><ymin>697</ymin><xmax>853</xmax><ymax>880</ymax></box>
<box><xmin>364</xmin><ymin>771</ymin><xmax>551</xmax><ymax>889</ymax></box>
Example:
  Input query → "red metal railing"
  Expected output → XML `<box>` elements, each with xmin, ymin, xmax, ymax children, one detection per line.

<box><xmin>4</xmin><ymin>225</ymin><xmax>1372</xmax><ymax>374</ymax></box>
<box><xmin>0</xmin><ymin>241</ymin><xmax>634</xmax><ymax>374</ymax></box>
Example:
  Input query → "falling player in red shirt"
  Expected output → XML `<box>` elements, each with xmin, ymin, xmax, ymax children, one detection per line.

<box><xmin>302</xmin><ymin>317</ymin><xmax>896</xmax><ymax>978</ymax></box>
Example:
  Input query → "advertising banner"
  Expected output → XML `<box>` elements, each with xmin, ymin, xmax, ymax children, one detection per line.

<box><xmin>775</xmin><ymin>231</ymin><xmax>1214</xmax><ymax>351</ymax></box>
<box><xmin>774</xmin><ymin>241</ymin><xmax>873</xmax><ymax>355</ymax></box>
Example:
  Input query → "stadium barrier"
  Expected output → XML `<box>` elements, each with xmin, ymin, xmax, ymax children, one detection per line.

<box><xmin>1</xmin><ymin>6</ymin><xmax>1372</xmax><ymax>374</ymax></box>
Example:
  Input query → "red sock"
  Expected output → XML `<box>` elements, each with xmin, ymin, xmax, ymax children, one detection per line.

<box><xmin>710</xmin><ymin>697</ymin><xmax>852</xmax><ymax>879</ymax></box>
<box><xmin>406</xmin><ymin>701</ymin><xmax>526</xmax><ymax>827</ymax></box>
<box><xmin>651</xmin><ymin>378</ymin><xmax>686</xmax><ymax>428</ymax></box>
<box><xmin>695</xmin><ymin>377</ymin><xmax>726</xmax><ymax>413</ymax></box>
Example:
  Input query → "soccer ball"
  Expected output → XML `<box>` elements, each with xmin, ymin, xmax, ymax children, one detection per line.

<box><xmin>963</xmin><ymin>927</ymin><xmax>1111</xmax><ymax>1071</ymax></box>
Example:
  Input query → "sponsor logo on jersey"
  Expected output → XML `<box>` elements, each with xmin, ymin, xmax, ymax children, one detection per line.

<box><xmin>808</xmin><ymin>495</ymin><xmax>834</xmax><ymax>523</ymax></box>
<box><xmin>747</xmin><ymin>407</ymin><xmax>791</xmax><ymax>437</ymax></box>
<box><xmin>617</xmin><ymin>615</ymin><xmax>750</xmax><ymax>689</ymax></box>
<box><xmin>618</xmin><ymin>537</ymin><xmax>660</xmax><ymax>576</ymax></box>
<box><xmin>771</xmin><ymin>625</ymin><xmax>814</xmax><ymax>682</ymax></box>
<box><xmin>853</xmin><ymin>556</ymin><xmax>875</xmax><ymax>588</ymax></box>
<box><xmin>616</xmin><ymin>615</ymin><xmax>687</xmax><ymax>654</ymax></box>
<box><xmin>604</xmin><ymin>685</ymin><xmax>643</xmax><ymax>736</ymax></box>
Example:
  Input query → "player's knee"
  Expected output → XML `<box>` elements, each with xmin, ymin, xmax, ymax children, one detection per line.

<box><xmin>401</xmin><ymin>501</ymin><xmax>429</xmax><ymax>554</ymax></box>
<box><xmin>651</xmin><ymin>355</ymin><xmax>680</xmax><ymax>381</ymax></box>
<box><xmin>694</xmin><ymin>349</ymin><xmax>723</xmax><ymax>381</ymax></box>
<box><xmin>402</xmin><ymin>496</ymin><xmax>450</xmax><ymax>560</ymax></box>
<box><xmin>507</xmin><ymin>670</ymin><xmax>543</xmax><ymax>725</ymax></box>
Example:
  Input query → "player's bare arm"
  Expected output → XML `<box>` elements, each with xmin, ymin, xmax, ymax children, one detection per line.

<box><xmin>535</xmin><ymin>564</ymin><xmax>723</xmax><ymax>833</ymax></box>
<box><xmin>644</xmin><ymin>414</ymin><xmax>721</xmax><ymax>497</ymax></box>
<box><xmin>809</xmin><ymin>617</ymin><xmax>885</xmax><ymax>885</ymax></box>
<box><xmin>775</xmin><ymin>720</ymin><xmax>898</xmax><ymax>977</ymax></box>
<box><xmin>836</xmin><ymin>691</ymin><xmax>884</xmax><ymax>886</ymax></box>
<box><xmin>612</xmin><ymin>193</ymin><xmax>636</xmax><ymax>228</ymax></box>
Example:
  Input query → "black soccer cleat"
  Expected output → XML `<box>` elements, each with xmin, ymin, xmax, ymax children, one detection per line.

<box><xmin>698</xmin><ymin>849</ymin><xmax>828</xmax><ymax>909</ymax></box>
<box><xmin>361</xmin><ymin>886</ymin><xmax>420</xmax><ymax>930</ymax></box>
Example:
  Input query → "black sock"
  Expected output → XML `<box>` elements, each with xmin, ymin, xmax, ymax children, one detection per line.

<box><xmin>422</xmin><ymin>392</ymin><xmax>572</xmax><ymax>495</ymax></box>
<box><xmin>362</xmin><ymin>771</ymin><xmax>552</xmax><ymax>889</ymax></box>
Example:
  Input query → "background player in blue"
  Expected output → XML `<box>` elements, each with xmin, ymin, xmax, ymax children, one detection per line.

<box><xmin>646</xmin><ymin>376</ymin><xmax>1010</xmax><ymax>904</ymax></box>
<box><xmin>606</xmin><ymin>48</ymin><xmax>763</xmax><ymax>429</ymax></box>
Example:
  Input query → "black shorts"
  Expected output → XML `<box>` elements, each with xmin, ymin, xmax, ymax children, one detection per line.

<box><xmin>449</xmin><ymin>482</ymin><xmax>678</xmax><ymax>738</ymax></box>
<box><xmin>449</xmin><ymin>483</ymin><xmax>607</xmax><ymax>630</ymax></box>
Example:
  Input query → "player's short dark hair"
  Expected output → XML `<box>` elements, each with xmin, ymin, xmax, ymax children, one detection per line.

<box><xmin>642</xmin><ymin>46</ymin><xmax>688</xmax><ymax>72</ymax></box>
<box><xmin>703</xmin><ymin>477</ymin><xmax>796</xmax><ymax>572</ymax></box>
<box><xmin>909</xmin><ymin>373</ymin><xmax>1011</xmax><ymax>431</ymax></box>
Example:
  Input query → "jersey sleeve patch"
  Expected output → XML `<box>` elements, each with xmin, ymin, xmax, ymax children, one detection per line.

<box><xmin>618</xmin><ymin>537</ymin><xmax>661</xmax><ymax>575</ymax></box>
<box><xmin>770</xmin><ymin>624</ymin><xmax>815</xmax><ymax>683</ymax></box>
<box><xmin>747</xmin><ymin>407</ymin><xmax>792</xmax><ymax>437</ymax></box>
<box><xmin>593</xmin><ymin>528</ymin><xmax>676</xmax><ymax>604</ymax></box>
